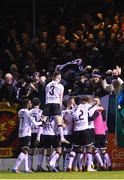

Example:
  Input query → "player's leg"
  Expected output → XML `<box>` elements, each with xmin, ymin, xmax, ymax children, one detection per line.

<box><xmin>77</xmin><ymin>146</ymin><xmax>84</xmax><ymax>172</ymax></box>
<box><xmin>67</xmin><ymin>131</ymin><xmax>80</xmax><ymax>171</ymax></box>
<box><xmin>28</xmin><ymin>133</ymin><xmax>37</xmax><ymax>171</ymax></box>
<box><xmin>94</xmin><ymin>135</ymin><xmax>104</xmax><ymax>170</ymax></box>
<box><xmin>55</xmin><ymin>115</ymin><xmax>70</xmax><ymax>144</ymax></box>
<box><xmin>43</xmin><ymin>135</ymin><xmax>53</xmax><ymax>171</ymax></box>
<box><xmin>36</xmin><ymin>148</ymin><xmax>44</xmax><ymax>171</ymax></box>
<box><xmin>49</xmin><ymin>147</ymin><xmax>62</xmax><ymax>172</ymax></box>
<box><xmin>12</xmin><ymin>136</ymin><xmax>32</xmax><ymax>173</ymax></box>
<box><xmin>51</xmin><ymin>103</ymin><xmax>69</xmax><ymax>144</ymax></box>
<box><xmin>100</xmin><ymin>135</ymin><xmax>111</xmax><ymax>170</ymax></box>
<box><xmin>63</xmin><ymin>135</ymin><xmax>72</xmax><ymax>172</ymax></box>
<box><xmin>49</xmin><ymin>135</ymin><xmax>62</xmax><ymax>172</ymax></box>
<box><xmin>102</xmin><ymin>149</ymin><xmax>112</xmax><ymax>170</ymax></box>
<box><xmin>46</xmin><ymin>147</ymin><xmax>52</xmax><ymax>171</ymax></box>
<box><xmin>63</xmin><ymin>148</ymin><xmax>70</xmax><ymax>172</ymax></box>
<box><xmin>86</xmin><ymin>145</ymin><xmax>96</xmax><ymax>171</ymax></box>
<box><xmin>28</xmin><ymin>149</ymin><xmax>34</xmax><ymax>171</ymax></box>
<box><xmin>41</xmin><ymin>104</ymin><xmax>50</xmax><ymax>123</ymax></box>
<box><xmin>85</xmin><ymin>129</ymin><xmax>96</xmax><ymax>172</ymax></box>
<box><xmin>36</xmin><ymin>134</ymin><xmax>45</xmax><ymax>171</ymax></box>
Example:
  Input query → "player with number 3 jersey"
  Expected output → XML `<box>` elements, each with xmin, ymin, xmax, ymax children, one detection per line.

<box><xmin>42</xmin><ymin>72</ymin><xmax>69</xmax><ymax>144</ymax></box>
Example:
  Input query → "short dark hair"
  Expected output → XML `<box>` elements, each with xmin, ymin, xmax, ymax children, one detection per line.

<box><xmin>52</xmin><ymin>72</ymin><xmax>61</xmax><ymax>78</ymax></box>
<box><xmin>62</xmin><ymin>99</ymin><xmax>68</xmax><ymax>108</ymax></box>
<box><xmin>75</xmin><ymin>96</ymin><xmax>81</xmax><ymax>105</ymax></box>
<box><xmin>32</xmin><ymin>98</ymin><xmax>41</xmax><ymax>107</ymax></box>
<box><xmin>81</xmin><ymin>96</ymin><xmax>91</xmax><ymax>104</ymax></box>
<box><xmin>21</xmin><ymin>99</ymin><xmax>30</xmax><ymax>108</ymax></box>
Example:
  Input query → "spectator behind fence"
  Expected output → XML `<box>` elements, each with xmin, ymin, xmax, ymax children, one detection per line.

<box><xmin>101</xmin><ymin>66</ymin><xmax>123</xmax><ymax>94</ymax></box>
<box><xmin>76</xmin><ymin>69</ymin><xmax>108</xmax><ymax>97</ymax></box>
<box><xmin>0</xmin><ymin>73</ymin><xmax>18</xmax><ymax>105</ymax></box>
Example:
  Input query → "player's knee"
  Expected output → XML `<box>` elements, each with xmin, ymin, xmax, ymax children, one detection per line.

<box><xmin>36</xmin><ymin>148</ymin><xmax>44</xmax><ymax>154</ymax></box>
<box><xmin>72</xmin><ymin>145</ymin><xmax>79</xmax><ymax>153</ymax></box>
<box><xmin>100</xmin><ymin>148</ymin><xmax>107</xmax><ymax>155</ymax></box>
<box><xmin>86</xmin><ymin>145</ymin><xmax>93</xmax><ymax>153</ymax></box>
<box><xmin>65</xmin><ymin>148</ymin><xmax>71</xmax><ymax>153</ymax></box>
<box><xmin>54</xmin><ymin>147</ymin><xmax>62</xmax><ymax>155</ymax></box>
<box><xmin>94</xmin><ymin>148</ymin><xmax>100</xmax><ymax>154</ymax></box>
<box><xmin>77</xmin><ymin>146</ymin><xmax>84</xmax><ymax>153</ymax></box>
<box><xmin>46</xmin><ymin>148</ymin><xmax>51</xmax><ymax>155</ymax></box>
<box><xmin>28</xmin><ymin>148</ymin><xmax>34</xmax><ymax>155</ymax></box>
<box><xmin>70</xmin><ymin>151</ymin><xmax>76</xmax><ymax>158</ymax></box>
<box><xmin>22</xmin><ymin>146</ymin><xmax>29</xmax><ymax>154</ymax></box>
<box><xmin>55</xmin><ymin>116</ymin><xmax>62</xmax><ymax>125</ymax></box>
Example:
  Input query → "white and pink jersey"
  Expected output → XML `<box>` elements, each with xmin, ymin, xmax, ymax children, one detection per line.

<box><xmin>61</xmin><ymin>109</ymin><xmax>73</xmax><ymax>135</ymax></box>
<box><xmin>30</xmin><ymin>108</ymin><xmax>43</xmax><ymax>134</ymax></box>
<box><xmin>72</xmin><ymin>103</ymin><xmax>90</xmax><ymax>131</ymax></box>
<box><xmin>94</xmin><ymin>111</ymin><xmax>108</xmax><ymax>135</ymax></box>
<box><xmin>43</xmin><ymin>116</ymin><xmax>58</xmax><ymax>135</ymax></box>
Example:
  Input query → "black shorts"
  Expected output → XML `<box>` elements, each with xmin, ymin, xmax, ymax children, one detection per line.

<box><xmin>30</xmin><ymin>133</ymin><xmax>37</xmax><ymax>148</ymax></box>
<box><xmin>72</xmin><ymin>129</ymin><xmax>93</xmax><ymax>147</ymax></box>
<box><xmin>38</xmin><ymin>134</ymin><xmax>45</xmax><ymax>148</ymax></box>
<box><xmin>95</xmin><ymin>135</ymin><xmax>107</xmax><ymax>149</ymax></box>
<box><xmin>62</xmin><ymin>135</ymin><xmax>72</xmax><ymax>149</ymax></box>
<box><xmin>19</xmin><ymin>136</ymin><xmax>31</xmax><ymax>148</ymax></box>
<box><xmin>43</xmin><ymin>135</ymin><xmax>60</xmax><ymax>148</ymax></box>
<box><xmin>43</xmin><ymin>103</ymin><xmax>61</xmax><ymax>116</ymax></box>
<box><xmin>88</xmin><ymin>128</ymin><xmax>95</xmax><ymax>144</ymax></box>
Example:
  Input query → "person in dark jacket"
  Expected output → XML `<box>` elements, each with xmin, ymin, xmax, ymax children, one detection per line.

<box><xmin>0</xmin><ymin>73</ymin><xmax>17</xmax><ymax>105</ymax></box>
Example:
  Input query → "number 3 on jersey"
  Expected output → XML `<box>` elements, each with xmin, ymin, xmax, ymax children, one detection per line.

<box><xmin>49</xmin><ymin>86</ymin><xmax>55</xmax><ymax>95</ymax></box>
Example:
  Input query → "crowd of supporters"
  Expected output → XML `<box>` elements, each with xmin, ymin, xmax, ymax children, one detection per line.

<box><xmin>0</xmin><ymin>0</ymin><xmax>124</xmax><ymax>106</ymax></box>
<box><xmin>1</xmin><ymin>0</ymin><xmax>124</xmax><ymax>173</ymax></box>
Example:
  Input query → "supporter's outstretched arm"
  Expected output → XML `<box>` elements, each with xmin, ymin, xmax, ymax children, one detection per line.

<box><xmin>101</xmin><ymin>79</ymin><xmax>114</xmax><ymax>93</ymax></box>
<box><xmin>116</xmin><ymin>77</ymin><xmax>123</xmax><ymax>86</ymax></box>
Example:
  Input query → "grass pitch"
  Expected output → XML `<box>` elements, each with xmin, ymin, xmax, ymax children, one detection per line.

<box><xmin>0</xmin><ymin>171</ymin><xmax>124</xmax><ymax>179</ymax></box>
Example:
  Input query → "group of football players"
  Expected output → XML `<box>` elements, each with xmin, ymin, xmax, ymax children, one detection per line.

<box><xmin>12</xmin><ymin>72</ymin><xmax>111</xmax><ymax>173</ymax></box>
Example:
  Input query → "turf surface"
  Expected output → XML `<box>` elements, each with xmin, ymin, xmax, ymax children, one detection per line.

<box><xmin>0</xmin><ymin>171</ymin><xmax>124</xmax><ymax>179</ymax></box>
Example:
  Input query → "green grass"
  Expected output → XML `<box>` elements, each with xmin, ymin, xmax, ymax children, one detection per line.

<box><xmin>0</xmin><ymin>171</ymin><xmax>124</xmax><ymax>179</ymax></box>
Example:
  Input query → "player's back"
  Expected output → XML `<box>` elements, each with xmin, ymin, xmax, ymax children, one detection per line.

<box><xmin>18</xmin><ymin>108</ymin><xmax>32</xmax><ymax>138</ymax></box>
<box><xmin>30</xmin><ymin>108</ymin><xmax>43</xmax><ymax>133</ymax></box>
<box><xmin>61</xmin><ymin>109</ymin><xmax>73</xmax><ymax>135</ymax></box>
<box><xmin>45</xmin><ymin>80</ymin><xmax>64</xmax><ymax>104</ymax></box>
<box><xmin>43</xmin><ymin>116</ymin><xmax>57</xmax><ymax>135</ymax></box>
<box><xmin>72</xmin><ymin>103</ymin><xmax>90</xmax><ymax>131</ymax></box>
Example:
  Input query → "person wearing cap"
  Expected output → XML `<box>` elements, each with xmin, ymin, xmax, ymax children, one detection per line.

<box><xmin>90</xmin><ymin>70</ymin><xmax>107</xmax><ymax>97</ymax></box>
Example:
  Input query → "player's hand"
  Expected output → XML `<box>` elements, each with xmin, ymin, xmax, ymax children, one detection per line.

<box><xmin>116</xmin><ymin>65</ymin><xmax>121</xmax><ymax>75</ymax></box>
<box><xmin>97</xmin><ymin>106</ymin><xmax>104</xmax><ymax>111</ymax></box>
